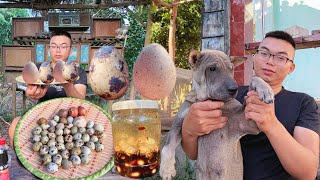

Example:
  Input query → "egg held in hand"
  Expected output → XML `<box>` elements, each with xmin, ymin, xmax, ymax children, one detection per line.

<box><xmin>89</xmin><ymin>46</ymin><xmax>129</xmax><ymax>100</ymax></box>
<box><xmin>63</xmin><ymin>61</ymin><xmax>79</xmax><ymax>82</ymax></box>
<box><xmin>22</xmin><ymin>61</ymin><xmax>40</xmax><ymax>84</ymax></box>
<box><xmin>53</xmin><ymin>60</ymin><xmax>66</xmax><ymax>82</ymax></box>
<box><xmin>133</xmin><ymin>43</ymin><xmax>176</xmax><ymax>100</ymax></box>
<box><xmin>39</xmin><ymin>62</ymin><xmax>54</xmax><ymax>83</ymax></box>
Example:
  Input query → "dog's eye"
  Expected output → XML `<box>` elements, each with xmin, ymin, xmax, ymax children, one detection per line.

<box><xmin>209</xmin><ymin>67</ymin><xmax>216</xmax><ymax>71</ymax></box>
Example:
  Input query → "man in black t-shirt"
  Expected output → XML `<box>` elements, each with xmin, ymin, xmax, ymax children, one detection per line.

<box><xmin>9</xmin><ymin>31</ymin><xmax>87</xmax><ymax>147</ymax></box>
<box><xmin>181</xmin><ymin>31</ymin><xmax>319</xmax><ymax>179</ymax></box>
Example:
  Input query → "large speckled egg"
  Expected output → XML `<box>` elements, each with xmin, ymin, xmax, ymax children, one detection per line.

<box><xmin>53</xmin><ymin>60</ymin><xmax>66</xmax><ymax>82</ymax></box>
<box><xmin>89</xmin><ymin>46</ymin><xmax>129</xmax><ymax>100</ymax></box>
<box><xmin>22</xmin><ymin>61</ymin><xmax>39</xmax><ymax>84</ymax></box>
<box><xmin>133</xmin><ymin>43</ymin><xmax>176</xmax><ymax>100</ymax></box>
<box><xmin>63</xmin><ymin>61</ymin><xmax>79</xmax><ymax>82</ymax></box>
<box><xmin>39</xmin><ymin>62</ymin><xmax>54</xmax><ymax>83</ymax></box>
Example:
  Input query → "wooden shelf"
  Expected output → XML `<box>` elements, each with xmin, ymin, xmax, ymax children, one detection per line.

<box><xmin>245</xmin><ymin>34</ymin><xmax>320</xmax><ymax>54</ymax></box>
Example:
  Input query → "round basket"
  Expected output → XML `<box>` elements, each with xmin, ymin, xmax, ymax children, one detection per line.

<box><xmin>14</xmin><ymin>97</ymin><xmax>114</xmax><ymax>180</ymax></box>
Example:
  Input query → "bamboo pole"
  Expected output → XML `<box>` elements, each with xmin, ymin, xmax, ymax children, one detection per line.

<box><xmin>168</xmin><ymin>1</ymin><xmax>178</xmax><ymax>61</ymax></box>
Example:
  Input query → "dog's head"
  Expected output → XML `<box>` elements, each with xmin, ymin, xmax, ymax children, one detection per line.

<box><xmin>189</xmin><ymin>49</ymin><xmax>241</xmax><ymax>102</ymax></box>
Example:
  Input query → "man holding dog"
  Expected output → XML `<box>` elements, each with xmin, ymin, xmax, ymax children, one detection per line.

<box><xmin>182</xmin><ymin>31</ymin><xmax>319</xmax><ymax>179</ymax></box>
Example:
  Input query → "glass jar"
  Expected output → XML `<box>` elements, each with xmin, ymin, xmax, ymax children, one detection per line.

<box><xmin>111</xmin><ymin>100</ymin><xmax>161</xmax><ymax>179</ymax></box>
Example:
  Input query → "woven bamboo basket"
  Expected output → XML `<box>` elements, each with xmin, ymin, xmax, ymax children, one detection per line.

<box><xmin>14</xmin><ymin>97</ymin><xmax>114</xmax><ymax>180</ymax></box>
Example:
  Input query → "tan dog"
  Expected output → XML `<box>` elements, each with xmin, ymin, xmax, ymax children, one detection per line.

<box><xmin>160</xmin><ymin>49</ymin><xmax>274</xmax><ymax>180</ymax></box>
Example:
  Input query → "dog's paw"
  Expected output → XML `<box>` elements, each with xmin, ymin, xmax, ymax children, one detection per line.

<box><xmin>249</xmin><ymin>77</ymin><xmax>274</xmax><ymax>104</ymax></box>
<box><xmin>159</xmin><ymin>147</ymin><xmax>176</xmax><ymax>180</ymax></box>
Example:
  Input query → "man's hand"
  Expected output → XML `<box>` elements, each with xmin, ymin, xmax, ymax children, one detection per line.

<box><xmin>181</xmin><ymin>100</ymin><xmax>227</xmax><ymax>160</ymax></box>
<box><xmin>26</xmin><ymin>85</ymin><xmax>49</xmax><ymax>100</ymax></box>
<box><xmin>244</xmin><ymin>90</ymin><xmax>279</xmax><ymax>133</ymax></box>
<box><xmin>182</xmin><ymin>100</ymin><xmax>227</xmax><ymax>137</ymax></box>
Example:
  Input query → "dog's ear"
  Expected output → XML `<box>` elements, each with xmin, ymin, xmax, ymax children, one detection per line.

<box><xmin>230</xmin><ymin>56</ymin><xmax>247</xmax><ymax>67</ymax></box>
<box><xmin>189</xmin><ymin>50</ymin><xmax>200</xmax><ymax>67</ymax></box>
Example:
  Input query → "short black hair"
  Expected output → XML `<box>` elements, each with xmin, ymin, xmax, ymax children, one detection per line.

<box><xmin>50</xmin><ymin>30</ymin><xmax>72</xmax><ymax>43</ymax></box>
<box><xmin>265</xmin><ymin>30</ymin><xmax>296</xmax><ymax>49</ymax></box>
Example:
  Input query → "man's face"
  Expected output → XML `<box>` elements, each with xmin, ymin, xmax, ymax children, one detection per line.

<box><xmin>253</xmin><ymin>37</ymin><xmax>295</xmax><ymax>86</ymax></box>
<box><xmin>49</xmin><ymin>35</ymin><xmax>72</xmax><ymax>63</ymax></box>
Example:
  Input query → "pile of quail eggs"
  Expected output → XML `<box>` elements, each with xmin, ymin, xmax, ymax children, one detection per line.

<box><xmin>31</xmin><ymin>106</ymin><xmax>106</xmax><ymax>174</ymax></box>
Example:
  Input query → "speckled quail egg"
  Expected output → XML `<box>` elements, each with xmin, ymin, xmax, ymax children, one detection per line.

<box><xmin>61</xmin><ymin>159</ymin><xmax>73</xmax><ymax>170</ymax></box>
<box><xmin>47</xmin><ymin>139</ymin><xmax>56</xmax><ymax>147</ymax></box>
<box><xmin>71</xmin><ymin>147</ymin><xmax>81</xmax><ymax>156</ymax></box>
<box><xmin>53</xmin><ymin>115</ymin><xmax>60</xmax><ymax>122</ymax></box>
<box><xmin>47</xmin><ymin>126</ymin><xmax>55</xmax><ymax>133</ymax></box>
<box><xmin>40</xmin><ymin>145</ymin><xmax>49</xmax><ymax>155</ymax></box>
<box><xmin>65</xmin><ymin>123</ymin><xmax>73</xmax><ymax>129</ymax></box>
<box><xmin>95</xmin><ymin>142</ymin><xmax>104</xmax><ymax>152</ymax></box>
<box><xmin>78</xmin><ymin>127</ymin><xmax>86</xmax><ymax>134</ymax></box>
<box><xmin>71</xmin><ymin>127</ymin><xmax>78</xmax><ymax>135</ymax></box>
<box><xmin>81</xmin><ymin>146</ymin><xmax>91</xmax><ymax>156</ymax></box>
<box><xmin>67</xmin><ymin>116</ymin><xmax>74</xmax><ymax>124</ymax></box>
<box><xmin>94</xmin><ymin>124</ymin><xmax>104</xmax><ymax>133</ymax></box>
<box><xmin>48</xmin><ymin>120</ymin><xmax>57</xmax><ymax>127</ymax></box>
<box><xmin>73</xmin><ymin>133</ymin><xmax>82</xmax><ymax>140</ymax></box>
<box><xmin>37</xmin><ymin>117</ymin><xmax>48</xmax><ymax>125</ymax></box>
<box><xmin>59</xmin><ymin>117</ymin><xmax>68</xmax><ymax>124</ymax></box>
<box><xmin>86</xmin><ymin>141</ymin><xmax>95</xmax><ymax>151</ymax></box>
<box><xmin>46</xmin><ymin>162</ymin><xmax>59</xmax><ymax>174</ymax></box>
<box><xmin>74</xmin><ymin>140</ymin><xmax>84</xmax><ymax>148</ymax></box>
<box><xmin>89</xmin><ymin>46</ymin><xmax>129</xmax><ymax>100</ymax></box>
<box><xmin>63</xmin><ymin>128</ymin><xmax>71</xmax><ymax>135</ymax></box>
<box><xmin>32</xmin><ymin>142</ymin><xmax>43</xmax><ymax>152</ymax></box>
<box><xmin>65</xmin><ymin>142</ymin><xmax>74</xmax><ymax>150</ymax></box>
<box><xmin>86</xmin><ymin>120</ymin><xmax>94</xmax><ymax>129</ymax></box>
<box><xmin>61</xmin><ymin>150</ymin><xmax>70</xmax><ymax>159</ymax></box>
<box><xmin>55</xmin><ymin>128</ymin><xmax>63</xmax><ymax>136</ymax></box>
<box><xmin>41</xmin><ymin>130</ymin><xmax>49</xmax><ymax>136</ymax></box>
<box><xmin>32</xmin><ymin>134</ymin><xmax>41</xmax><ymax>143</ymax></box>
<box><xmin>56</xmin><ymin>135</ymin><xmax>64</xmax><ymax>143</ymax></box>
<box><xmin>64</xmin><ymin>134</ymin><xmax>73</xmax><ymax>143</ymax></box>
<box><xmin>73</xmin><ymin>116</ymin><xmax>87</xmax><ymax>128</ymax></box>
<box><xmin>39</xmin><ymin>62</ymin><xmax>54</xmax><ymax>83</ymax></box>
<box><xmin>90</xmin><ymin>136</ymin><xmax>98</xmax><ymax>143</ymax></box>
<box><xmin>63</xmin><ymin>61</ymin><xmax>79</xmax><ymax>82</ymax></box>
<box><xmin>41</xmin><ymin>136</ymin><xmax>49</xmax><ymax>144</ymax></box>
<box><xmin>86</xmin><ymin>128</ymin><xmax>95</xmax><ymax>136</ymax></box>
<box><xmin>70</xmin><ymin>155</ymin><xmax>81</xmax><ymax>166</ymax></box>
<box><xmin>49</xmin><ymin>146</ymin><xmax>58</xmax><ymax>156</ymax></box>
<box><xmin>52</xmin><ymin>154</ymin><xmax>62</xmax><ymax>166</ymax></box>
<box><xmin>42</xmin><ymin>154</ymin><xmax>52</xmax><ymax>165</ymax></box>
<box><xmin>56</xmin><ymin>143</ymin><xmax>65</xmax><ymax>151</ymax></box>
<box><xmin>56</xmin><ymin>123</ymin><xmax>65</xmax><ymax>130</ymax></box>
<box><xmin>80</xmin><ymin>154</ymin><xmax>91</xmax><ymax>165</ymax></box>
<box><xmin>82</xmin><ymin>133</ymin><xmax>90</xmax><ymax>142</ymax></box>
<box><xmin>48</xmin><ymin>132</ymin><xmax>56</xmax><ymax>139</ymax></box>
<box><xmin>41</xmin><ymin>124</ymin><xmax>50</xmax><ymax>130</ymax></box>
<box><xmin>33</xmin><ymin>126</ymin><xmax>42</xmax><ymax>135</ymax></box>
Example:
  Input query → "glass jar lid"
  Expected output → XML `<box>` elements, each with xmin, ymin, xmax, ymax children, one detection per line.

<box><xmin>112</xmin><ymin>100</ymin><xmax>159</xmax><ymax>111</ymax></box>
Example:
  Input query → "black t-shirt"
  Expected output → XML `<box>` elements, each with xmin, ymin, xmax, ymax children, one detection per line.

<box><xmin>237</xmin><ymin>86</ymin><xmax>319</xmax><ymax>180</ymax></box>
<box><xmin>39</xmin><ymin>67</ymin><xmax>87</xmax><ymax>103</ymax></box>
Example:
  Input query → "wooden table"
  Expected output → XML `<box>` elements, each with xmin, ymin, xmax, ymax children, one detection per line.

<box><xmin>8</xmin><ymin>150</ymin><xmax>133</xmax><ymax>180</ymax></box>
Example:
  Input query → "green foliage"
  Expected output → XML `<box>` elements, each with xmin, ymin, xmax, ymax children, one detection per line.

<box><xmin>0</xmin><ymin>9</ymin><xmax>29</xmax><ymax>45</ymax></box>
<box><xmin>152</xmin><ymin>1</ymin><xmax>202</xmax><ymax>69</ymax></box>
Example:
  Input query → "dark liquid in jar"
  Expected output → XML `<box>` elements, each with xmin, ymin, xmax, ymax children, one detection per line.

<box><xmin>114</xmin><ymin>150</ymin><xmax>160</xmax><ymax>178</ymax></box>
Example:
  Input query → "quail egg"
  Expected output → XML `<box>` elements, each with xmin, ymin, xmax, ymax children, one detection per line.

<box><xmin>52</xmin><ymin>154</ymin><xmax>62</xmax><ymax>166</ymax></box>
<box><xmin>61</xmin><ymin>159</ymin><xmax>73</xmax><ymax>170</ymax></box>
<box><xmin>33</xmin><ymin>126</ymin><xmax>42</xmax><ymax>135</ymax></box>
<box><xmin>49</xmin><ymin>146</ymin><xmax>58</xmax><ymax>156</ymax></box>
<box><xmin>32</xmin><ymin>142</ymin><xmax>43</xmax><ymax>152</ymax></box>
<box><xmin>80</xmin><ymin>154</ymin><xmax>91</xmax><ymax>165</ymax></box>
<box><xmin>70</xmin><ymin>155</ymin><xmax>81</xmax><ymax>166</ymax></box>
<box><xmin>46</xmin><ymin>162</ymin><xmax>59</xmax><ymax>174</ymax></box>
<box><xmin>42</xmin><ymin>154</ymin><xmax>52</xmax><ymax>165</ymax></box>
<box><xmin>40</xmin><ymin>145</ymin><xmax>49</xmax><ymax>155</ymax></box>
